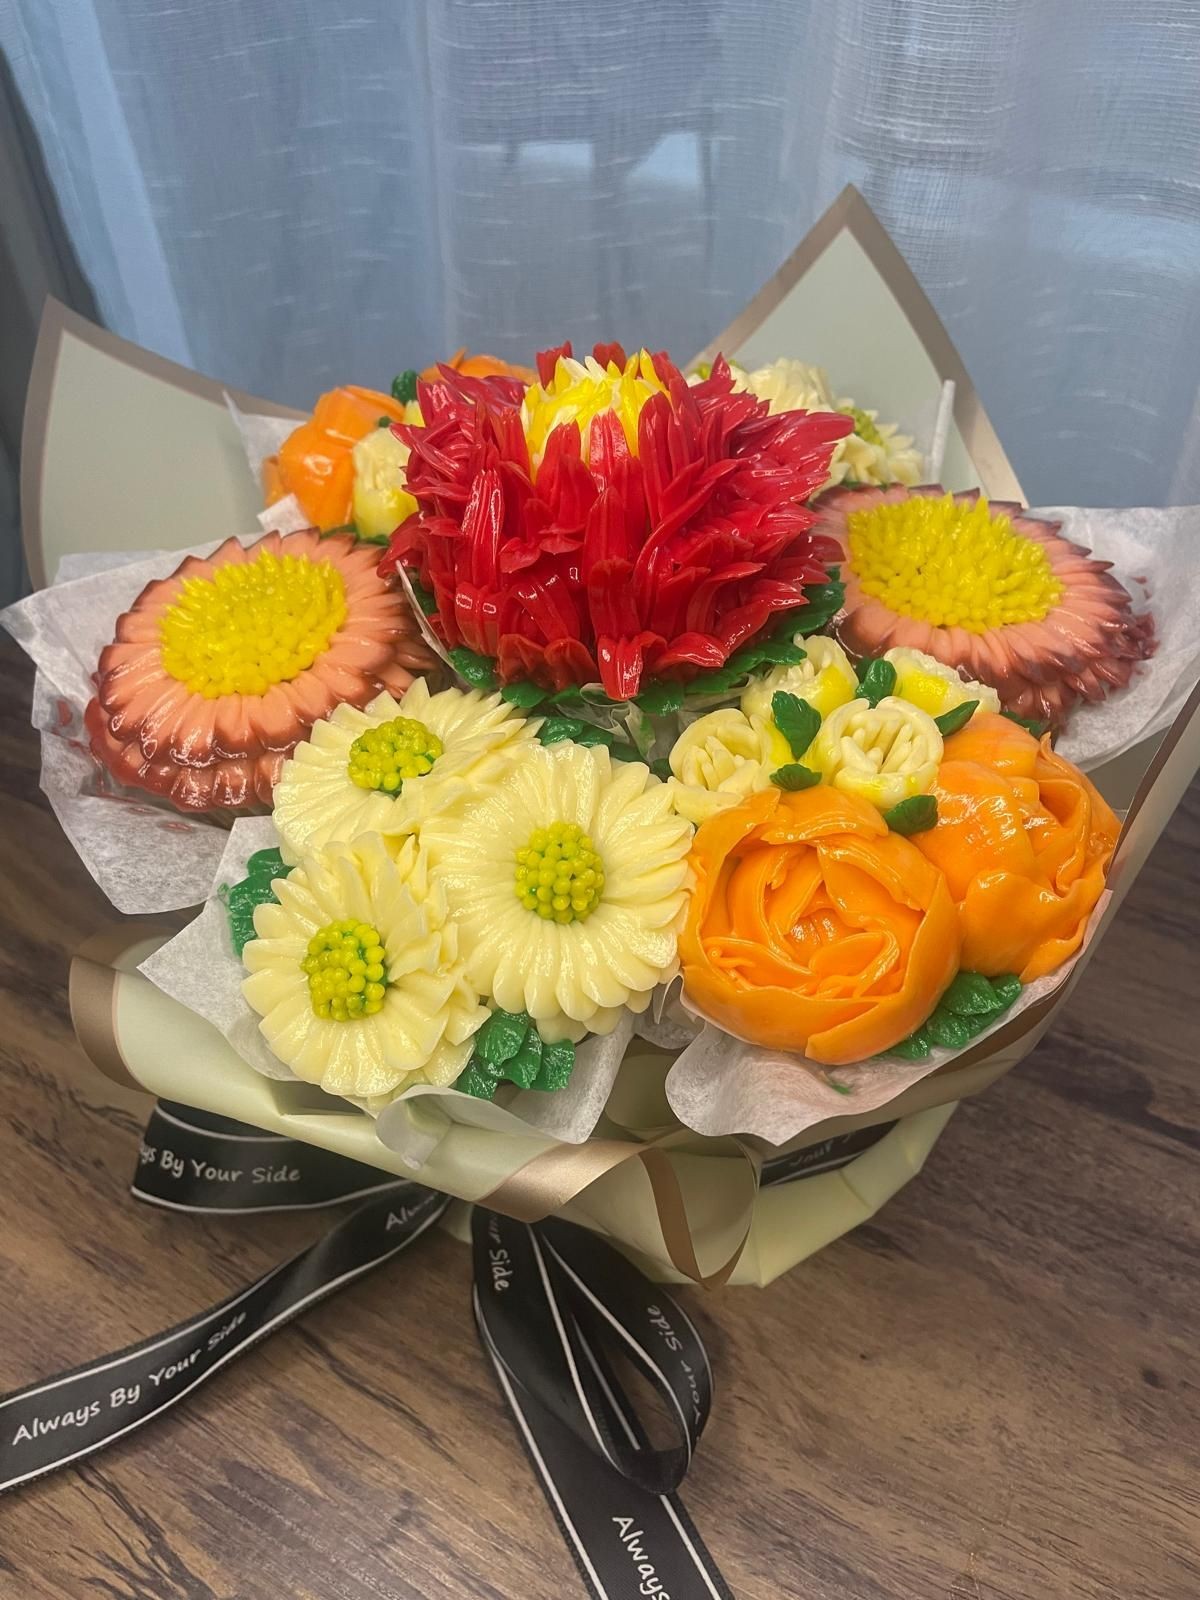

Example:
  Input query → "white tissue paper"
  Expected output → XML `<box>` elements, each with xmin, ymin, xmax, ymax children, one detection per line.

<box><xmin>137</xmin><ymin>817</ymin><xmax>631</xmax><ymax>1153</ymax></box>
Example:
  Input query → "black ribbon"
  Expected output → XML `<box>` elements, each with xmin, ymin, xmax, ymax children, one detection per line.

<box><xmin>0</xmin><ymin>1105</ymin><xmax>898</xmax><ymax>1594</ymax></box>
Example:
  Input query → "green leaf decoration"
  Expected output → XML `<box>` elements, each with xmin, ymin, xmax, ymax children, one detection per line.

<box><xmin>771</xmin><ymin>691</ymin><xmax>821</xmax><ymax>759</ymax></box>
<box><xmin>934</xmin><ymin>700</ymin><xmax>979</xmax><ymax>737</ymax></box>
<box><xmin>354</xmin><ymin>530</ymin><xmax>390</xmax><ymax>546</ymax></box>
<box><xmin>771</xmin><ymin>763</ymin><xmax>822</xmax><ymax>791</ymax></box>
<box><xmin>791</xmin><ymin>568</ymin><xmax>844</xmax><ymax>636</ymax></box>
<box><xmin>829</xmin><ymin>1079</ymin><xmax>853</xmax><ymax>1096</ymax></box>
<box><xmin>407</xmin><ymin>573</ymin><xmax>438</xmax><ymax>615</ymax></box>
<box><xmin>505</xmin><ymin>1029</ymin><xmax>544</xmax><ymax>1089</ymax></box>
<box><xmin>634</xmin><ymin>680</ymin><xmax>686</xmax><ymax>716</ymax></box>
<box><xmin>754</xmin><ymin>638</ymin><xmax>809</xmax><ymax>666</ymax></box>
<box><xmin>886</xmin><ymin>972</ymin><xmax>1021</xmax><ymax>1061</ymax></box>
<box><xmin>456</xmin><ymin>1019</ymin><xmax>577</xmax><ymax>1099</ymax></box>
<box><xmin>500</xmin><ymin>680</ymin><xmax>548</xmax><ymax>710</ymax></box>
<box><xmin>549</xmin><ymin>684</ymin><xmax>586</xmax><ymax>706</ymax></box>
<box><xmin>609</xmin><ymin>741</ymin><xmax>644</xmax><ymax>763</ymax></box>
<box><xmin>448</xmin><ymin>647</ymin><xmax>498</xmax><ymax>690</ymax></box>
<box><xmin>319</xmin><ymin>524</ymin><xmax>357</xmax><ymax>539</ymax></box>
<box><xmin>220</xmin><ymin>848</ymin><xmax>293</xmax><ymax>957</ymax></box>
<box><xmin>534</xmin><ymin>1038</ymin><xmax>577</xmax><ymax>1092</ymax></box>
<box><xmin>537</xmin><ymin>717</ymin><xmax>614</xmax><ymax>749</ymax></box>
<box><xmin>377</xmin><ymin>416</ymin><xmax>394</xmax><ymax>429</ymax></box>
<box><xmin>882</xmin><ymin>794</ymin><xmax>938</xmax><ymax>835</ymax></box>
<box><xmin>1002</xmin><ymin>709</ymin><xmax>1051</xmax><ymax>739</ymax></box>
<box><xmin>475</xmin><ymin>1009</ymin><xmax>530</xmax><ymax>1067</ymax></box>
<box><xmin>649</xmin><ymin>757</ymin><xmax>673</xmax><ymax>782</ymax></box>
<box><xmin>857</xmin><ymin>657</ymin><xmax>897</xmax><ymax>707</ymax></box>
<box><xmin>391</xmin><ymin>369</ymin><xmax>418</xmax><ymax>404</ymax></box>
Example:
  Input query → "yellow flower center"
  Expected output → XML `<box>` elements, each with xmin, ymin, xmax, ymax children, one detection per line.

<box><xmin>843</xmin><ymin>405</ymin><xmax>883</xmax><ymax>448</ymax></box>
<box><xmin>160</xmin><ymin>550</ymin><xmax>347</xmax><ymax>698</ymax></box>
<box><xmin>302</xmin><ymin>919</ymin><xmax>387</xmax><ymax>1021</ymax></box>
<box><xmin>846</xmin><ymin>495</ymin><xmax>1063</xmax><ymax>633</ymax></box>
<box><xmin>520</xmin><ymin>351</ymin><xmax>668</xmax><ymax>472</ymax></box>
<box><xmin>347</xmin><ymin>716</ymin><xmax>444</xmax><ymax>793</ymax></box>
<box><xmin>514</xmin><ymin>821</ymin><xmax>605</xmax><ymax>924</ymax></box>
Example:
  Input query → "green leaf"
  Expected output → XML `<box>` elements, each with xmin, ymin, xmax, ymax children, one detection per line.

<box><xmin>391</xmin><ymin>369</ymin><xmax>418</xmax><ymax>404</ymax></box>
<box><xmin>934</xmin><ymin>700</ymin><xmax>979</xmax><ymax>737</ymax></box>
<box><xmin>771</xmin><ymin>763</ymin><xmax>821</xmax><ymax>791</ymax></box>
<box><xmin>354</xmin><ymin>530</ymin><xmax>389</xmax><ymax>546</ymax></box>
<box><xmin>634</xmin><ymin>680</ymin><xmax>686</xmax><ymax>716</ymax></box>
<box><xmin>534</xmin><ymin>1038</ymin><xmax>576</xmax><ymax>1092</ymax></box>
<box><xmin>505</xmin><ymin>1030</ymin><xmax>544</xmax><ymax>1089</ymax></box>
<box><xmin>407</xmin><ymin>573</ymin><xmax>438</xmax><ymax>615</ymax></box>
<box><xmin>925</xmin><ymin>1009</ymin><xmax>976</xmax><ymax>1050</ymax></box>
<box><xmin>549</xmin><ymin>684</ymin><xmax>586</xmax><ymax>706</ymax></box>
<box><xmin>575</xmin><ymin>723</ymin><xmax>615</xmax><ymax>748</ymax></box>
<box><xmin>888</xmin><ymin>1028</ymin><xmax>932</xmax><ymax>1061</ymax></box>
<box><xmin>882</xmin><ymin>794</ymin><xmax>938</xmax><ymax>835</ymax></box>
<box><xmin>771</xmin><ymin>691</ymin><xmax>821</xmax><ymax>759</ymax></box>
<box><xmin>790</xmin><ymin>568</ymin><xmax>844</xmax><ymax>636</ymax></box>
<box><xmin>828</xmin><ymin>1079</ymin><xmax>853</xmax><ymax>1096</ymax></box>
<box><xmin>857</xmin><ymin>657</ymin><xmax>897</xmax><ymax>707</ymax></box>
<box><xmin>220</xmin><ymin>848</ymin><xmax>293</xmax><ymax>957</ymax></box>
<box><xmin>991</xmin><ymin>973</ymin><xmax>1023</xmax><ymax>1008</ymax></box>
<box><xmin>941</xmin><ymin>971</ymin><xmax>1008</xmax><ymax>1018</ymax></box>
<box><xmin>457</xmin><ymin>1058</ymin><xmax>502</xmax><ymax>1099</ymax></box>
<box><xmin>475</xmin><ymin>1009</ymin><xmax>530</xmax><ymax>1068</ymax></box>
<box><xmin>609</xmin><ymin>741</ymin><xmax>644</xmax><ymax>763</ymax></box>
<box><xmin>1002</xmin><ymin>709</ymin><xmax>1050</xmax><ymax>739</ymax></box>
<box><xmin>319</xmin><ymin>523</ymin><xmax>357</xmax><ymax>538</ymax></box>
<box><xmin>448</xmin><ymin>647</ymin><xmax>498</xmax><ymax>690</ymax></box>
<box><xmin>649</xmin><ymin>757</ymin><xmax>673</xmax><ymax>782</ymax></box>
<box><xmin>538</xmin><ymin>716</ymin><xmax>584</xmax><ymax>744</ymax></box>
<box><xmin>500</xmin><ymin>680</ymin><xmax>548</xmax><ymax>710</ymax></box>
<box><xmin>755</xmin><ymin>638</ymin><xmax>808</xmax><ymax>666</ymax></box>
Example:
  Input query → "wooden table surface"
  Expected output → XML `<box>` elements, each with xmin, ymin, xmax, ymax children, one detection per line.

<box><xmin>1</xmin><ymin>631</ymin><xmax>1197</xmax><ymax>1600</ymax></box>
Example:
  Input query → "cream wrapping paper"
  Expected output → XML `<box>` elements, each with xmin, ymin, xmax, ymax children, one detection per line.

<box><xmin>137</xmin><ymin>816</ymin><xmax>632</xmax><ymax>1150</ymax></box>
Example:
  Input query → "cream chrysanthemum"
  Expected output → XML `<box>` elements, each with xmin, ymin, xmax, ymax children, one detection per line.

<box><xmin>740</xmin><ymin>637</ymin><xmax>859</xmax><ymax>734</ymax></box>
<box><xmin>733</xmin><ymin>358</ymin><xmax>922</xmax><ymax>489</ymax></box>
<box><xmin>883</xmin><ymin>647</ymin><xmax>1000</xmax><ymax>720</ymax></box>
<box><xmin>808</xmin><ymin>695</ymin><xmax>943</xmax><ymax>811</ymax></box>
<box><xmin>420</xmin><ymin>743</ymin><xmax>693</xmax><ymax>1042</ymax></box>
<box><xmin>352</xmin><ymin>418</ymin><xmax>421</xmax><ymax>541</ymax></box>
<box><xmin>242</xmin><ymin>832</ymin><xmax>487</xmax><ymax>1110</ymax></box>
<box><xmin>668</xmin><ymin>708</ymin><xmax>775</xmax><ymax>825</ymax></box>
<box><xmin>272</xmin><ymin>679</ymin><xmax>537</xmax><ymax>863</ymax></box>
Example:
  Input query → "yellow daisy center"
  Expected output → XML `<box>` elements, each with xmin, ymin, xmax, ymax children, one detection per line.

<box><xmin>160</xmin><ymin>550</ymin><xmax>347</xmax><ymax>698</ymax></box>
<box><xmin>846</xmin><ymin>495</ymin><xmax>1063</xmax><ymax>633</ymax></box>
<box><xmin>521</xmin><ymin>351</ymin><xmax>667</xmax><ymax>471</ymax></box>
<box><xmin>514</xmin><ymin>821</ymin><xmax>605</xmax><ymax>924</ymax></box>
<box><xmin>347</xmin><ymin>716</ymin><xmax>444</xmax><ymax>793</ymax></box>
<box><xmin>301</xmin><ymin>919</ymin><xmax>387</xmax><ymax>1021</ymax></box>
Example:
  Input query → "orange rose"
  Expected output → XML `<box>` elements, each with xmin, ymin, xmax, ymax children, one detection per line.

<box><xmin>915</xmin><ymin>712</ymin><xmax>1120</xmax><ymax>982</ymax></box>
<box><xmin>680</xmin><ymin>787</ymin><xmax>961</xmax><ymax>1065</ymax></box>
<box><xmin>420</xmin><ymin>348</ymin><xmax>535</xmax><ymax>383</ymax></box>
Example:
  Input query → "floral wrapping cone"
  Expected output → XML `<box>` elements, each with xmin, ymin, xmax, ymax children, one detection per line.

<box><xmin>812</xmin><ymin>484</ymin><xmax>1155</xmax><ymax>728</ymax></box>
<box><xmin>380</xmin><ymin>343</ymin><xmax>853</xmax><ymax>701</ymax></box>
<box><xmin>679</xmin><ymin>786</ymin><xmax>961</xmax><ymax>1065</ymax></box>
<box><xmin>85</xmin><ymin>529</ymin><xmax>436</xmax><ymax>813</ymax></box>
<box><xmin>915</xmin><ymin>712</ymin><xmax>1121</xmax><ymax>981</ymax></box>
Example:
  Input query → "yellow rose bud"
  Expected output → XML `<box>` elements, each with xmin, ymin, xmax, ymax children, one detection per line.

<box><xmin>740</xmin><ymin>636</ymin><xmax>859</xmax><ymax>751</ymax></box>
<box><xmin>352</xmin><ymin>425</ymin><xmax>419</xmax><ymax>540</ymax></box>
<box><xmin>808</xmin><ymin>695</ymin><xmax>943</xmax><ymax>811</ymax></box>
<box><xmin>668</xmin><ymin>708</ymin><xmax>774</xmax><ymax>825</ymax></box>
<box><xmin>883</xmin><ymin>647</ymin><xmax>1001</xmax><ymax>719</ymax></box>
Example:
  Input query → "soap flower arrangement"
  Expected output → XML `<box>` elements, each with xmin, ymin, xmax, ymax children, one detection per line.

<box><xmin>206</xmin><ymin>341</ymin><xmax>1125</xmax><ymax>1128</ymax></box>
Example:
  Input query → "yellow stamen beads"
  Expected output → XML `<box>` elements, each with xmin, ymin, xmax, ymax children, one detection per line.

<box><xmin>160</xmin><ymin>550</ymin><xmax>347</xmax><ymax>697</ymax></box>
<box><xmin>302</xmin><ymin>919</ymin><xmax>388</xmax><ymax>1020</ymax></box>
<box><xmin>846</xmin><ymin>494</ymin><xmax>1063</xmax><ymax>633</ymax></box>
<box><xmin>347</xmin><ymin>716</ymin><xmax>444</xmax><ymax>793</ymax></box>
<box><xmin>514</xmin><ymin>821</ymin><xmax>605</xmax><ymax>924</ymax></box>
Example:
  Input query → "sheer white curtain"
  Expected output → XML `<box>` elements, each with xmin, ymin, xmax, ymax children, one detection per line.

<box><xmin>3</xmin><ymin>0</ymin><xmax>1199</xmax><ymax>513</ymax></box>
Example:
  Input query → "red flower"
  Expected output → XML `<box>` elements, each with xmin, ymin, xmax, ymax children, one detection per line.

<box><xmin>379</xmin><ymin>344</ymin><xmax>852</xmax><ymax>700</ymax></box>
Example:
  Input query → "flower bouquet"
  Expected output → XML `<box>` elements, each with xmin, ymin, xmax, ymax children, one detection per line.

<box><xmin>10</xmin><ymin>195</ymin><xmax>1200</xmax><ymax>1288</ymax></box>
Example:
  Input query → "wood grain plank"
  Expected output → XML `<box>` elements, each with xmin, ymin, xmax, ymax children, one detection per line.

<box><xmin>0</xmin><ymin>634</ymin><xmax>1196</xmax><ymax>1600</ymax></box>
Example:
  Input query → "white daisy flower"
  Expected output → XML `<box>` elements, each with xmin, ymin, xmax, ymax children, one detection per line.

<box><xmin>272</xmin><ymin>678</ymin><xmax>538</xmax><ymax>862</ymax></box>
<box><xmin>420</xmin><ymin>743</ymin><xmax>693</xmax><ymax>1043</ymax></box>
<box><xmin>241</xmin><ymin>832</ymin><xmax>487</xmax><ymax>1110</ymax></box>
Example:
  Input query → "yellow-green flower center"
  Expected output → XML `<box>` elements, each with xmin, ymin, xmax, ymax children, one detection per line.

<box><xmin>514</xmin><ymin>821</ymin><xmax>605</xmax><ymax>924</ymax></box>
<box><xmin>302</xmin><ymin>919</ymin><xmax>388</xmax><ymax>1020</ymax></box>
<box><xmin>846</xmin><ymin>494</ymin><xmax>1063</xmax><ymax>633</ymax></box>
<box><xmin>347</xmin><ymin>716</ymin><xmax>444</xmax><ymax>793</ymax></box>
<box><xmin>843</xmin><ymin>404</ymin><xmax>883</xmax><ymax>448</ymax></box>
<box><xmin>160</xmin><ymin>550</ymin><xmax>347</xmax><ymax>698</ymax></box>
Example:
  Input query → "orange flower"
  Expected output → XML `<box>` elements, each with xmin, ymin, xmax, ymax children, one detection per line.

<box><xmin>680</xmin><ymin>787</ymin><xmax>960</xmax><ymax>1065</ymax></box>
<box><xmin>420</xmin><ymin>348</ymin><xmax>535</xmax><ymax>383</ymax></box>
<box><xmin>85</xmin><ymin>530</ymin><xmax>433</xmax><ymax>813</ymax></box>
<box><xmin>267</xmin><ymin>386</ymin><xmax>411</xmax><ymax>530</ymax></box>
<box><xmin>914</xmin><ymin>712</ymin><xmax>1120</xmax><ymax>981</ymax></box>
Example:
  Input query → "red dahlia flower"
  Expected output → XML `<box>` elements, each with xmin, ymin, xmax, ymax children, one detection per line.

<box><xmin>378</xmin><ymin>344</ymin><xmax>852</xmax><ymax>700</ymax></box>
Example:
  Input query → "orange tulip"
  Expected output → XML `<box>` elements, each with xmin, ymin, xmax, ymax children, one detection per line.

<box><xmin>915</xmin><ymin>712</ymin><xmax>1120</xmax><ymax>982</ymax></box>
<box><xmin>420</xmin><ymin>348</ymin><xmax>535</xmax><ymax>384</ymax></box>
<box><xmin>266</xmin><ymin>386</ymin><xmax>411</xmax><ymax>530</ymax></box>
<box><xmin>680</xmin><ymin>786</ymin><xmax>961</xmax><ymax>1065</ymax></box>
